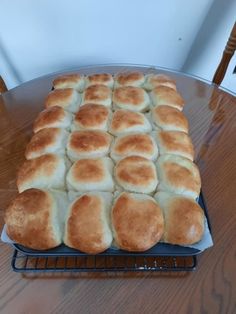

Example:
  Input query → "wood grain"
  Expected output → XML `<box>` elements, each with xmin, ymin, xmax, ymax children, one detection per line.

<box><xmin>0</xmin><ymin>66</ymin><xmax>235</xmax><ymax>314</ymax></box>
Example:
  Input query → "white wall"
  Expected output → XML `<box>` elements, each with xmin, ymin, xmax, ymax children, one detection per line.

<box><xmin>0</xmin><ymin>0</ymin><xmax>213</xmax><ymax>89</ymax></box>
<box><xmin>183</xmin><ymin>0</ymin><xmax>236</xmax><ymax>92</ymax></box>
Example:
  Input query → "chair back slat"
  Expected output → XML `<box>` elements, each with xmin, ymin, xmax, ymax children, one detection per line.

<box><xmin>212</xmin><ymin>22</ymin><xmax>236</xmax><ymax>85</ymax></box>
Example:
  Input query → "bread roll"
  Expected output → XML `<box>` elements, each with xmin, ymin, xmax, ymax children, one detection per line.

<box><xmin>115</xmin><ymin>156</ymin><xmax>158</xmax><ymax>193</ymax></box>
<box><xmin>25</xmin><ymin>128</ymin><xmax>69</xmax><ymax>160</ymax></box>
<box><xmin>151</xmin><ymin>105</ymin><xmax>189</xmax><ymax>133</ymax></box>
<box><xmin>109</xmin><ymin>109</ymin><xmax>152</xmax><ymax>136</ymax></box>
<box><xmin>33</xmin><ymin>106</ymin><xmax>73</xmax><ymax>133</ymax></box>
<box><xmin>144</xmin><ymin>74</ymin><xmax>176</xmax><ymax>91</ymax></box>
<box><xmin>112</xmin><ymin>192</ymin><xmax>164</xmax><ymax>251</ymax></box>
<box><xmin>64</xmin><ymin>192</ymin><xmax>113</xmax><ymax>254</ymax></box>
<box><xmin>85</xmin><ymin>73</ymin><xmax>114</xmax><ymax>88</ymax></box>
<box><xmin>17</xmin><ymin>154</ymin><xmax>69</xmax><ymax>193</ymax></box>
<box><xmin>53</xmin><ymin>73</ymin><xmax>85</xmax><ymax>92</ymax></box>
<box><xmin>73</xmin><ymin>104</ymin><xmax>110</xmax><ymax>131</ymax></box>
<box><xmin>154</xmin><ymin>191</ymin><xmax>204</xmax><ymax>245</ymax></box>
<box><xmin>154</xmin><ymin>130</ymin><xmax>194</xmax><ymax>161</ymax></box>
<box><xmin>156</xmin><ymin>154</ymin><xmax>201</xmax><ymax>199</ymax></box>
<box><xmin>114</xmin><ymin>72</ymin><xmax>145</xmax><ymax>87</ymax></box>
<box><xmin>45</xmin><ymin>88</ymin><xmax>81</xmax><ymax>113</ymax></box>
<box><xmin>150</xmin><ymin>86</ymin><xmax>184</xmax><ymax>111</ymax></box>
<box><xmin>5</xmin><ymin>188</ymin><xmax>68</xmax><ymax>250</ymax></box>
<box><xmin>67</xmin><ymin>130</ymin><xmax>112</xmax><ymax>161</ymax></box>
<box><xmin>113</xmin><ymin>86</ymin><xmax>150</xmax><ymax>112</ymax></box>
<box><xmin>82</xmin><ymin>84</ymin><xmax>112</xmax><ymax>107</ymax></box>
<box><xmin>66</xmin><ymin>157</ymin><xmax>114</xmax><ymax>192</ymax></box>
<box><xmin>111</xmin><ymin>133</ymin><xmax>158</xmax><ymax>161</ymax></box>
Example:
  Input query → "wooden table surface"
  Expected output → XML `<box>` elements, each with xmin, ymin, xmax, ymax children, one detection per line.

<box><xmin>0</xmin><ymin>65</ymin><xmax>235</xmax><ymax>314</ymax></box>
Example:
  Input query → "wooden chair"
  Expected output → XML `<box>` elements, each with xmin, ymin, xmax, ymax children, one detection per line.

<box><xmin>212</xmin><ymin>22</ymin><xmax>236</xmax><ymax>85</ymax></box>
<box><xmin>198</xmin><ymin>23</ymin><xmax>236</xmax><ymax>163</ymax></box>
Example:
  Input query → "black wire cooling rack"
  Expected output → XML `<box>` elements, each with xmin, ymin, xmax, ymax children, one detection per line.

<box><xmin>11</xmin><ymin>249</ymin><xmax>197</xmax><ymax>272</ymax></box>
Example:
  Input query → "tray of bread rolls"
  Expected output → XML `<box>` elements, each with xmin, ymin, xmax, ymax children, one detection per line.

<box><xmin>3</xmin><ymin>68</ymin><xmax>213</xmax><ymax>271</ymax></box>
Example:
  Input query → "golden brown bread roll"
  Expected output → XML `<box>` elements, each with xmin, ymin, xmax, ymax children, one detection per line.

<box><xmin>154</xmin><ymin>191</ymin><xmax>204</xmax><ymax>245</ymax></box>
<box><xmin>5</xmin><ymin>188</ymin><xmax>68</xmax><ymax>250</ymax></box>
<box><xmin>115</xmin><ymin>156</ymin><xmax>158</xmax><ymax>193</ymax></box>
<box><xmin>25</xmin><ymin>128</ymin><xmax>69</xmax><ymax>160</ymax></box>
<box><xmin>111</xmin><ymin>133</ymin><xmax>158</xmax><ymax>161</ymax></box>
<box><xmin>114</xmin><ymin>72</ymin><xmax>145</xmax><ymax>87</ymax></box>
<box><xmin>67</xmin><ymin>130</ymin><xmax>112</xmax><ymax>161</ymax></box>
<box><xmin>144</xmin><ymin>74</ymin><xmax>177</xmax><ymax>91</ymax></box>
<box><xmin>150</xmin><ymin>86</ymin><xmax>184</xmax><ymax>111</ymax></box>
<box><xmin>45</xmin><ymin>88</ymin><xmax>81</xmax><ymax>113</ymax></box>
<box><xmin>64</xmin><ymin>192</ymin><xmax>113</xmax><ymax>254</ymax></box>
<box><xmin>73</xmin><ymin>104</ymin><xmax>110</xmax><ymax>131</ymax></box>
<box><xmin>53</xmin><ymin>73</ymin><xmax>85</xmax><ymax>92</ymax></box>
<box><xmin>156</xmin><ymin>154</ymin><xmax>201</xmax><ymax>199</ymax></box>
<box><xmin>113</xmin><ymin>86</ymin><xmax>150</xmax><ymax>112</ymax></box>
<box><xmin>112</xmin><ymin>192</ymin><xmax>164</xmax><ymax>251</ymax></box>
<box><xmin>151</xmin><ymin>105</ymin><xmax>189</xmax><ymax>133</ymax></box>
<box><xmin>154</xmin><ymin>130</ymin><xmax>194</xmax><ymax>161</ymax></box>
<box><xmin>66</xmin><ymin>157</ymin><xmax>114</xmax><ymax>192</ymax></box>
<box><xmin>85</xmin><ymin>73</ymin><xmax>114</xmax><ymax>88</ymax></box>
<box><xmin>33</xmin><ymin>106</ymin><xmax>73</xmax><ymax>133</ymax></box>
<box><xmin>82</xmin><ymin>84</ymin><xmax>112</xmax><ymax>107</ymax></box>
<box><xmin>17</xmin><ymin>154</ymin><xmax>69</xmax><ymax>193</ymax></box>
<box><xmin>109</xmin><ymin>109</ymin><xmax>152</xmax><ymax>136</ymax></box>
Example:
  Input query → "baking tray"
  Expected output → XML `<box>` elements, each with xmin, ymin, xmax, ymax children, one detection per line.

<box><xmin>13</xmin><ymin>191</ymin><xmax>211</xmax><ymax>258</ymax></box>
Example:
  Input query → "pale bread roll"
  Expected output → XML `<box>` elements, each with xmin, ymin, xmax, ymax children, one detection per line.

<box><xmin>114</xmin><ymin>72</ymin><xmax>145</xmax><ymax>87</ymax></box>
<box><xmin>111</xmin><ymin>133</ymin><xmax>158</xmax><ymax>161</ymax></box>
<box><xmin>115</xmin><ymin>156</ymin><xmax>158</xmax><ymax>193</ymax></box>
<box><xmin>109</xmin><ymin>109</ymin><xmax>152</xmax><ymax>136</ymax></box>
<box><xmin>66</xmin><ymin>157</ymin><xmax>114</xmax><ymax>192</ymax></box>
<box><xmin>151</xmin><ymin>105</ymin><xmax>189</xmax><ymax>133</ymax></box>
<box><xmin>154</xmin><ymin>130</ymin><xmax>194</xmax><ymax>161</ymax></box>
<box><xmin>67</xmin><ymin>130</ymin><xmax>112</xmax><ymax>161</ymax></box>
<box><xmin>156</xmin><ymin>154</ymin><xmax>201</xmax><ymax>199</ymax></box>
<box><xmin>150</xmin><ymin>86</ymin><xmax>184</xmax><ymax>111</ymax></box>
<box><xmin>82</xmin><ymin>84</ymin><xmax>112</xmax><ymax>107</ymax></box>
<box><xmin>33</xmin><ymin>106</ymin><xmax>73</xmax><ymax>133</ymax></box>
<box><xmin>72</xmin><ymin>104</ymin><xmax>110</xmax><ymax>131</ymax></box>
<box><xmin>25</xmin><ymin>128</ymin><xmax>69</xmax><ymax>160</ymax></box>
<box><xmin>53</xmin><ymin>73</ymin><xmax>85</xmax><ymax>92</ymax></box>
<box><xmin>85</xmin><ymin>73</ymin><xmax>114</xmax><ymax>88</ymax></box>
<box><xmin>154</xmin><ymin>191</ymin><xmax>204</xmax><ymax>245</ymax></box>
<box><xmin>112</xmin><ymin>192</ymin><xmax>164</xmax><ymax>251</ymax></box>
<box><xmin>5</xmin><ymin>188</ymin><xmax>68</xmax><ymax>250</ymax></box>
<box><xmin>45</xmin><ymin>88</ymin><xmax>81</xmax><ymax>113</ymax></box>
<box><xmin>144</xmin><ymin>74</ymin><xmax>176</xmax><ymax>91</ymax></box>
<box><xmin>17</xmin><ymin>154</ymin><xmax>69</xmax><ymax>193</ymax></box>
<box><xmin>64</xmin><ymin>192</ymin><xmax>113</xmax><ymax>254</ymax></box>
<box><xmin>113</xmin><ymin>86</ymin><xmax>150</xmax><ymax>112</ymax></box>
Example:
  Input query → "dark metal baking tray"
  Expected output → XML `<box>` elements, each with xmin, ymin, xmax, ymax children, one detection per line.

<box><xmin>13</xmin><ymin>191</ymin><xmax>211</xmax><ymax>258</ymax></box>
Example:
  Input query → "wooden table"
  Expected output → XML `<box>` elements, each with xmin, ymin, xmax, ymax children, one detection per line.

<box><xmin>0</xmin><ymin>65</ymin><xmax>235</xmax><ymax>314</ymax></box>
